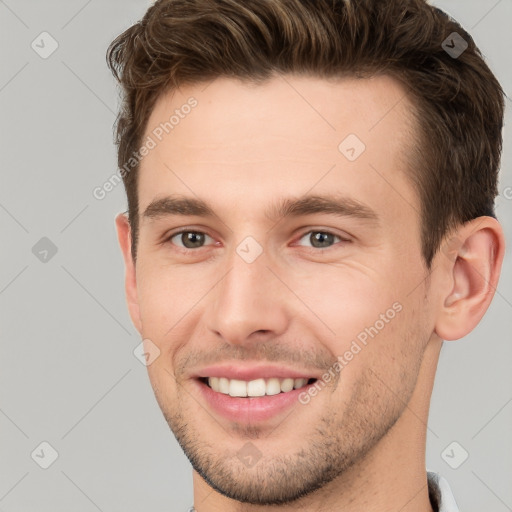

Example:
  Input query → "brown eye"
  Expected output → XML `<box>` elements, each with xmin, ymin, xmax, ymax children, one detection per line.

<box><xmin>169</xmin><ymin>231</ymin><xmax>213</xmax><ymax>249</ymax></box>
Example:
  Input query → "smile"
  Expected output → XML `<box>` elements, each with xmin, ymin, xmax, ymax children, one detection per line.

<box><xmin>202</xmin><ymin>377</ymin><xmax>317</xmax><ymax>397</ymax></box>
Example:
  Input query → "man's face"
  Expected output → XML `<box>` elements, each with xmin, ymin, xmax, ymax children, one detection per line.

<box><xmin>124</xmin><ymin>75</ymin><xmax>439</xmax><ymax>504</ymax></box>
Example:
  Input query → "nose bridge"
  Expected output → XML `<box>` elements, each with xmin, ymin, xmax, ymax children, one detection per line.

<box><xmin>206</xmin><ymin>240</ymin><xmax>288</xmax><ymax>344</ymax></box>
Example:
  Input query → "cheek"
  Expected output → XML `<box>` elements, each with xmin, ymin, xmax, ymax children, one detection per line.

<box><xmin>135</xmin><ymin>261</ymin><xmax>215</xmax><ymax>372</ymax></box>
<box><xmin>301</xmin><ymin>268</ymin><xmax>422</xmax><ymax>385</ymax></box>
<box><xmin>293</xmin><ymin>268</ymin><xmax>404</xmax><ymax>342</ymax></box>
<box><xmin>326</xmin><ymin>304</ymin><xmax>424</xmax><ymax>425</ymax></box>
<box><xmin>136</xmin><ymin>260</ymin><xmax>195</xmax><ymax>334</ymax></box>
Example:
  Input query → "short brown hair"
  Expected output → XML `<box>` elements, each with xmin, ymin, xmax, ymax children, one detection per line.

<box><xmin>107</xmin><ymin>0</ymin><xmax>505</xmax><ymax>266</ymax></box>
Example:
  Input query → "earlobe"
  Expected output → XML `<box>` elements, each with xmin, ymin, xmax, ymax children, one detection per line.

<box><xmin>115</xmin><ymin>213</ymin><xmax>143</xmax><ymax>335</ymax></box>
<box><xmin>434</xmin><ymin>217</ymin><xmax>505</xmax><ymax>341</ymax></box>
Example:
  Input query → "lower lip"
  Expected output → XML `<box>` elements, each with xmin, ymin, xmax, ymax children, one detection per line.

<box><xmin>194</xmin><ymin>379</ymin><xmax>315</xmax><ymax>423</ymax></box>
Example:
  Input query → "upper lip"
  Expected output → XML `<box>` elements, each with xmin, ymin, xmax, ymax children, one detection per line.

<box><xmin>193</xmin><ymin>363</ymin><xmax>321</xmax><ymax>381</ymax></box>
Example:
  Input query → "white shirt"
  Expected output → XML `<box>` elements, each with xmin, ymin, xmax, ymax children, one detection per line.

<box><xmin>187</xmin><ymin>471</ymin><xmax>460</xmax><ymax>511</ymax></box>
<box><xmin>427</xmin><ymin>471</ymin><xmax>460</xmax><ymax>511</ymax></box>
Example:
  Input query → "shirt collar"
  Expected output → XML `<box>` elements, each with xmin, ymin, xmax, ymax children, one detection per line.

<box><xmin>427</xmin><ymin>471</ymin><xmax>460</xmax><ymax>512</ymax></box>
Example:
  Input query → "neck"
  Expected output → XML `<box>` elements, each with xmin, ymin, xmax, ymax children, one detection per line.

<box><xmin>192</xmin><ymin>337</ymin><xmax>442</xmax><ymax>512</ymax></box>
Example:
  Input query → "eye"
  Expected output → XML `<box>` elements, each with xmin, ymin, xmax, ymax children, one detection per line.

<box><xmin>167</xmin><ymin>230</ymin><xmax>214</xmax><ymax>249</ymax></box>
<box><xmin>164</xmin><ymin>229</ymin><xmax>348</xmax><ymax>252</ymax></box>
<box><xmin>295</xmin><ymin>230</ymin><xmax>346</xmax><ymax>249</ymax></box>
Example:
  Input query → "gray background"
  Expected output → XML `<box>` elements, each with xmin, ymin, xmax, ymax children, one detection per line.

<box><xmin>0</xmin><ymin>0</ymin><xmax>510</xmax><ymax>510</ymax></box>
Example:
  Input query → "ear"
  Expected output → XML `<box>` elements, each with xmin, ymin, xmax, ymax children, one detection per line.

<box><xmin>115</xmin><ymin>213</ymin><xmax>142</xmax><ymax>336</ymax></box>
<box><xmin>434</xmin><ymin>216</ymin><xmax>505</xmax><ymax>341</ymax></box>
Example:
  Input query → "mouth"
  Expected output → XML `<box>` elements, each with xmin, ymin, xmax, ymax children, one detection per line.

<box><xmin>198</xmin><ymin>376</ymin><xmax>317</xmax><ymax>397</ymax></box>
<box><xmin>194</xmin><ymin>375</ymin><xmax>319</xmax><ymax>423</ymax></box>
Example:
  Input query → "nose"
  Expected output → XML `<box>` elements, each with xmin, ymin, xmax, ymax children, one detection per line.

<box><xmin>204</xmin><ymin>244</ymin><xmax>290</xmax><ymax>346</ymax></box>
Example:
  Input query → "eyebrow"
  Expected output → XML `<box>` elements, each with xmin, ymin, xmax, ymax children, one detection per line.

<box><xmin>142</xmin><ymin>194</ymin><xmax>379</xmax><ymax>225</ymax></box>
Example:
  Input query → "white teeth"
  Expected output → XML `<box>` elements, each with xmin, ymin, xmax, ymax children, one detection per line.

<box><xmin>266</xmin><ymin>378</ymin><xmax>281</xmax><ymax>396</ymax></box>
<box><xmin>209</xmin><ymin>377</ymin><xmax>220</xmax><ymax>392</ymax></box>
<box><xmin>218</xmin><ymin>377</ymin><xmax>230</xmax><ymax>394</ymax></box>
<box><xmin>247</xmin><ymin>378</ymin><xmax>266</xmax><ymax>396</ymax></box>
<box><xmin>206</xmin><ymin>376</ymin><xmax>312</xmax><ymax>397</ymax></box>
<box><xmin>229</xmin><ymin>379</ymin><xmax>248</xmax><ymax>397</ymax></box>
<box><xmin>280</xmin><ymin>378</ymin><xmax>294</xmax><ymax>392</ymax></box>
<box><xmin>293</xmin><ymin>378</ymin><xmax>307</xmax><ymax>389</ymax></box>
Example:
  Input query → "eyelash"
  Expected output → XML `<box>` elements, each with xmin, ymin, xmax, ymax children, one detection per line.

<box><xmin>163</xmin><ymin>228</ymin><xmax>349</xmax><ymax>252</ymax></box>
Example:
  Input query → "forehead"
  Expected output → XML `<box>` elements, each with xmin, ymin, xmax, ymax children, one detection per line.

<box><xmin>138</xmin><ymin>74</ymin><xmax>420</xmax><ymax>228</ymax></box>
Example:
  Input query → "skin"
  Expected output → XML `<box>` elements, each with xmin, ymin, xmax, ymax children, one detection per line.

<box><xmin>115</xmin><ymin>74</ymin><xmax>505</xmax><ymax>511</ymax></box>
